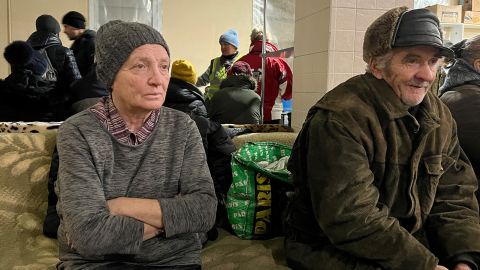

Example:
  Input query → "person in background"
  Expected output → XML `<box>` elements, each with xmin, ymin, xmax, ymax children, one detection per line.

<box><xmin>0</xmin><ymin>41</ymin><xmax>64</xmax><ymax>121</ymax></box>
<box><xmin>284</xmin><ymin>7</ymin><xmax>480</xmax><ymax>270</ymax></box>
<box><xmin>164</xmin><ymin>59</ymin><xmax>236</xmax><ymax>239</ymax></box>
<box><xmin>62</xmin><ymin>11</ymin><xmax>96</xmax><ymax>76</ymax></box>
<box><xmin>42</xmin><ymin>63</ymin><xmax>109</xmax><ymax>239</ymax></box>
<box><xmin>68</xmin><ymin>63</ymin><xmax>109</xmax><ymax>114</ymax></box>
<box><xmin>238</xmin><ymin>27</ymin><xmax>292</xmax><ymax>124</ymax></box>
<box><xmin>429</xmin><ymin>40</ymin><xmax>454</xmax><ymax>96</ymax></box>
<box><xmin>440</xmin><ymin>36</ymin><xmax>480</xmax><ymax>185</ymax></box>
<box><xmin>27</xmin><ymin>14</ymin><xmax>81</xmax><ymax>120</ymax></box>
<box><xmin>55</xmin><ymin>20</ymin><xmax>216</xmax><ymax>269</ymax></box>
<box><xmin>196</xmin><ymin>29</ymin><xmax>240</xmax><ymax>101</ymax></box>
<box><xmin>207</xmin><ymin>61</ymin><xmax>261</xmax><ymax>124</ymax></box>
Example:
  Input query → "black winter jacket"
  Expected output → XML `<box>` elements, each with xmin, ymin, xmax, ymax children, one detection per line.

<box><xmin>70</xmin><ymin>29</ymin><xmax>96</xmax><ymax>76</ymax></box>
<box><xmin>0</xmin><ymin>70</ymin><xmax>67</xmax><ymax>121</ymax></box>
<box><xmin>27</xmin><ymin>32</ymin><xmax>81</xmax><ymax>91</ymax></box>
<box><xmin>27</xmin><ymin>31</ymin><xmax>81</xmax><ymax>120</ymax></box>
<box><xmin>165</xmin><ymin>78</ymin><xmax>236</xmax><ymax>226</ymax></box>
<box><xmin>440</xmin><ymin>58</ymin><xmax>480</xmax><ymax>180</ymax></box>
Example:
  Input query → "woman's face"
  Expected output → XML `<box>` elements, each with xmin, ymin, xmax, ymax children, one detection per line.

<box><xmin>111</xmin><ymin>44</ymin><xmax>170</xmax><ymax>116</ymax></box>
<box><xmin>220</xmin><ymin>42</ymin><xmax>237</xmax><ymax>56</ymax></box>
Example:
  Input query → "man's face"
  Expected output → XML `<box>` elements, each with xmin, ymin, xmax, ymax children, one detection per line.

<box><xmin>372</xmin><ymin>46</ymin><xmax>441</xmax><ymax>107</ymax></box>
<box><xmin>63</xmin><ymin>25</ymin><xmax>82</xmax><ymax>40</ymax></box>
<box><xmin>220</xmin><ymin>42</ymin><xmax>237</xmax><ymax>56</ymax></box>
<box><xmin>111</xmin><ymin>44</ymin><xmax>170</xmax><ymax>115</ymax></box>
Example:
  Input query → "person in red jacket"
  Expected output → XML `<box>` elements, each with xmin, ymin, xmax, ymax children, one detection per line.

<box><xmin>238</xmin><ymin>28</ymin><xmax>293</xmax><ymax>123</ymax></box>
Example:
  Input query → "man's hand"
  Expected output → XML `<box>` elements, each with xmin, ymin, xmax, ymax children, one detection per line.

<box><xmin>453</xmin><ymin>263</ymin><xmax>473</xmax><ymax>270</ymax></box>
<box><xmin>435</xmin><ymin>266</ymin><xmax>448</xmax><ymax>270</ymax></box>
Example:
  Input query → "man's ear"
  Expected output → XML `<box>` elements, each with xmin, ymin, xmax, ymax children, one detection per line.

<box><xmin>474</xmin><ymin>59</ymin><xmax>480</xmax><ymax>73</ymax></box>
<box><xmin>369</xmin><ymin>58</ymin><xmax>384</xmax><ymax>79</ymax></box>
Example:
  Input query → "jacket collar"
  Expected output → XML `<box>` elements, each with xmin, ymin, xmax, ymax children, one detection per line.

<box><xmin>26</xmin><ymin>31</ymin><xmax>62</xmax><ymax>49</ymax></box>
<box><xmin>166</xmin><ymin>78</ymin><xmax>205</xmax><ymax>103</ymax></box>
<box><xmin>364</xmin><ymin>73</ymin><xmax>440</xmax><ymax>125</ymax></box>
<box><xmin>313</xmin><ymin>73</ymin><xmax>440</xmax><ymax>126</ymax></box>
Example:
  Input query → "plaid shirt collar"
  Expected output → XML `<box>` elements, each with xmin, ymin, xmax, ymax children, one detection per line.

<box><xmin>90</xmin><ymin>96</ymin><xmax>160</xmax><ymax>145</ymax></box>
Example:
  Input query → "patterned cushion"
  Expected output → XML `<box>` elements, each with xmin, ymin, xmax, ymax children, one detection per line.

<box><xmin>0</xmin><ymin>132</ymin><xmax>58</xmax><ymax>269</ymax></box>
<box><xmin>0</xmin><ymin>122</ymin><xmax>61</xmax><ymax>133</ymax></box>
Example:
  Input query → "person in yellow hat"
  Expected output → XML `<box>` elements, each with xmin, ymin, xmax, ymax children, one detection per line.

<box><xmin>165</xmin><ymin>60</ymin><xmax>236</xmax><ymax>240</ymax></box>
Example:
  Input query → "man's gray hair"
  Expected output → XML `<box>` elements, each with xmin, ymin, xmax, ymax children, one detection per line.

<box><xmin>365</xmin><ymin>51</ymin><xmax>394</xmax><ymax>73</ymax></box>
<box><xmin>250</xmin><ymin>26</ymin><xmax>270</xmax><ymax>42</ymax></box>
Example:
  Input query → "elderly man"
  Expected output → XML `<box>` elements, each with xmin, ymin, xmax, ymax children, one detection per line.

<box><xmin>55</xmin><ymin>20</ymin><xmax>216</xmax><ymax>269</ymax></box>
<box><xmin>284</xmin><ymin>7</ymin><xmax>480</xmax><ymax>270</ymax></box>
<box><xmin>237</xmin><ymin>27</ymin><xmax>293</xmax><ymax>124</ymax></box>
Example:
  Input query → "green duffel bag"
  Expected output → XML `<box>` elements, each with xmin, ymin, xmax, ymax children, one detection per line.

<box><xmin>227</xmin><ymin>141</ymin><xmax>292</xmax><ymax>240</ymax></box>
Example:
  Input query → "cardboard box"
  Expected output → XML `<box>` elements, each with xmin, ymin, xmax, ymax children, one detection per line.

<box><xmin>463</xmin><ymin>10</ymin><xmax>480</xmax><ymax>24</ymax></box>
<box><xmin>462</xmin><ymin>0</ymin><xmax>480</xmax><ymax>11</ymax></box>
<box><xmin>427</xmin><ymin>5</ymin><xmax>463</xmax><ymax>23</ymax></box>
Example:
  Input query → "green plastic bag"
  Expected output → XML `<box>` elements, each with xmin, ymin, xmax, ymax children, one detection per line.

<box><xmin>227</xmin><ymin>142</ymin><xmax>292</xmax><ymax>239</ymax></box>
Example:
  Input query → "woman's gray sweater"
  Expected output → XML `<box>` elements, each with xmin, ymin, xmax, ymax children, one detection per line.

<box><xmin>56</xmin><ymin>107</ymin><xmax>217</xmax><ymax>268</ymax></box>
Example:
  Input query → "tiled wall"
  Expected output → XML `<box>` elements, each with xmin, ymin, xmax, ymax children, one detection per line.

<box><xmin>292</xmin><ymin>0</ymin><xmax>414</xmax><ymax>130</ymax></box>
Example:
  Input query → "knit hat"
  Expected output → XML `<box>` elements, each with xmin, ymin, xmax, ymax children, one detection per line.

<box><xmin>171</xmin><ymin>59</ymin><xmax>197</xmax><ymax>85</ymax></box>
<box><xmin>95</xmin><ymin>20</ymin><xmax>170</xmax><ymax>90</ymax></box>
<box><xmin>62</xmin><ymin>11</ymin><xmax>86</xmax><ymax>29</ymax></box>
<box><xmin>227</xmin><ymin>61</ymin><xmax>253</xmax><ymax>76</ymax></box>
<box><xmin>363</xmin><ymin>7</ymin><xmax>454</xmax><ymax>63</ymax></box>
<box><xmin>36</xmin><ymin>15</ymin><xmax>61</xmax><ymax>33</ymax></box>
<box><xmin>4</xmin><ymin>41</ymin><xmax>48</xmax><ymax>75</ymax></box>
<box><xmin>219</xmin><ymin>29</ymin><xmax>239</xmax><ymax>49</ymax></box>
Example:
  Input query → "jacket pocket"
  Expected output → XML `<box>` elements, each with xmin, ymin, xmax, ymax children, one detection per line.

<box><xmin>418</xmin><ymin>155</ymin><xmax>455</xmax><ymax>221</ymax></box>
<box><xmin>423</xmin><ymin>155</ymin><xmax>454</xmax><ymax>176</ymax></box>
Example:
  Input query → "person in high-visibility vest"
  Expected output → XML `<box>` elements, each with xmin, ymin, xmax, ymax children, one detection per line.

<box><xmin>197</xmin><ymin>29</ymin><xmax>240</xmax><ymax>101</ymax></box>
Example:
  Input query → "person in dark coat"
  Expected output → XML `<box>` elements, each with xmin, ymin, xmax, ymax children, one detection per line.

<box><xmin>164</xmin><ymin>59</ymin><xmax>236</xmax><ymax>237</ymax></box>
<box><xmin>0</xmin><ymin>41</ymin><xmax>65</xmax><ymax>121</ymax></box>
<box><xmin>43</xmin><ymin>63</ymin><xmax>109</xmax><ymax>239</ymax></box>
<box><xmin>27</xmin><ymin>14</ymin><xmax>82</xmax><ymax>120</ymax></box>
<box><xmin>284</xmin><ymin>7</ymin><xmax>480</xmax><ymax>270</ymax></box>
<box><xmin>69</xmin><ymin>63</ymin><xmax>109</xmax><ymax>114</ymax></box>
<box><xmin>62</xmin><ymin>11</ymin><xmax>96</xmax><ymax>76</ymax></box>
<box><xmin>440</xmin><ymin>36</ymin><xmax>480</xmax><ymax>184</ymax></box>
<box><xmin>207</xmin><ymin>61</ymin><xmax>261</xmax><ymax>124</ymax></box>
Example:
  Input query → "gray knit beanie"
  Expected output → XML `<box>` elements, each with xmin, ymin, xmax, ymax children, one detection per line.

<box><xmin>95</xmin><ymin>20</ymin><xmax>170</xmax><ymax>90</ymax></box>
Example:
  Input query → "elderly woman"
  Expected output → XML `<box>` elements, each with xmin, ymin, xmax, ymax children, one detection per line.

<box><xmin>55</xmin><ymin>20</ymin><xmax>216</xmax><ymax>269</ymax></box>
